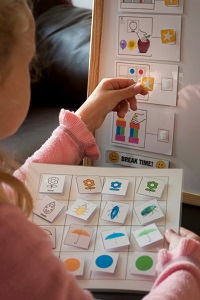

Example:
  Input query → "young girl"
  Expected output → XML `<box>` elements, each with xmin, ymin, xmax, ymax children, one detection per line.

<box><xmin>0</xmin><ymin>1</ymin><xmax>200</xmax><ymax>299</ymax></box>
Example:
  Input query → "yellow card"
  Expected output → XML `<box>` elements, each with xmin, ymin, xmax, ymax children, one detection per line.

<box><xmin>165</xmin><ymin>0</ymin><xmax>179</xmax><ymax>6</ymax></box>
<box><xmin>161</xmin><ymin>29</ymin><xmax>176</xmax><ymax>44</ymax></box>
<box><xmin>141</xmin><ymin>77</ymin><xmax>154</xmax><ymax>91</ymax></box>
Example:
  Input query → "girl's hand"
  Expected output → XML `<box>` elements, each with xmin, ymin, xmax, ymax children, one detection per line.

<box><xmin>165</xmin><ymin>227</ymin><xmax>200</xmax><ymax>251</ymax></box>
<box><xmin>75</xmin><ymin>78</ymin><xmax>148</xmax><ymax>132</ymax></box>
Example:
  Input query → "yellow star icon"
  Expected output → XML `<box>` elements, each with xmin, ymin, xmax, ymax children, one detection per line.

<box><xmin>165</xmin><ymin>0</ymin><xmax>179</xmax><ymax>6</ymax></box>
<box><xmin>141</xmin><ymin>77</ymin><xmax>154</xmax><ymax>91</ymax></box>
<box><xmin>161</xmin><ymin>29</ymin><xmax>176</xmax><ymax>44</ymax></box>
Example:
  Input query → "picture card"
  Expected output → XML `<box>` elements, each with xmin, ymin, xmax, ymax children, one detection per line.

<box><xmin>130</xmin><ymin>252</ymin><xmax>157</xmax><ymax>276</ymax></box>
<box><xmin>101</xmin><ymin>226</ymin><xmax>130</xmax><ymax>250</ymax></box>
<box><xmin>134</xmin><ymin>199</ymin><xmax>164</xmax><ymax>225</ymax></box>
<box><xmin>76</xmin><ymin>175</ymin><xmax>102</xmax><ymax>194</ymax></box>
<box><xmin>140</xmin><ymin>77</ymin><xmax>154</xmax><ymax>91</ymax></box>
<box><xmin>66</xmin><ymin>199</ymin><xmax>97</xmax><ymax>221</ymax></box>
<box><xmin>137</xmin><ymin>177</ymin><xmax>166</xmax><ymax>198</ymax></box>
<box><xmin>42</xmin><ymin>226</ymin><xmax>56</xmax><ymax>249</ymax></box>
<box><xmin>39</xmin><ymin>174</ymin><xmax>66</xmax><ymax>194</ymax></box>
<box><xmin>101</xmin><ymin>201</ymin><xmax>130</xmax><ymax>224</ymax></box>
<box><xmin>63</xmin><ymin>255</ymin><xmax>85</xmax><ymax>276</ymax></box>
<box><xmin>64</xmin><ymin>224</ymin><xmax>95</xmax><ymax>249</ymax></box>
<box><xmin>33</xmin><ymin>195</ymin><xmax>66</xmax><ymax>223</ymax></box>
<box><xmin>102</xmin><ymin>178</ymin><xmax>129</xmax><ymax>196</ymax></box>
<box><xmin>132</xmin><ymin>223</ymin><xmax>163</xmax><ymax>248</ymax></box>
<box><xmin>90</xmin><ymin>252</ymin><xmax>119</xmax><ymax>274</ymax></box>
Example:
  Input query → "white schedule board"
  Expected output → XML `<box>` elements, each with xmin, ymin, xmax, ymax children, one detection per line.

<box><xmin>26</xmin><ymin>163</ymin><xmax>182</xmax><ymax>293</ymax></box>
<box><xmin>88</xmin><ymin>0</ymin><xmax>200</xmax><ymax>205</ymax></box>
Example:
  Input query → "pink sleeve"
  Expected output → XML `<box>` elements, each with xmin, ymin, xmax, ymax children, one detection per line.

<box><xmin>14</xmin><ymin>110</ymin><xmax>100</xmax><ymax>181</ymax></box>
<box><xmin>0</xmin><ymin>202</ymin><xmax>95</xmax><ymax>300</ymax></box>
<box><xmin>143</xmin><ymin>238</ymin><xmax>200</xmax><ymax>300</ymax></box>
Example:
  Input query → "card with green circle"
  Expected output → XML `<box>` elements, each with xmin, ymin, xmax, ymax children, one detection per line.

<box><xmin>130</xmin><ymin>252</ymin><xmax>157</xmax><ymax>276</ymax></box>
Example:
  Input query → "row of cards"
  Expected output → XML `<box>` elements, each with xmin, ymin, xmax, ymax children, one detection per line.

<box><xmin>39</xmin><ymin>175</ymin><xmax>166</xmax><ymax>198</ymax></box>
<box><xmin>40</xmin><ymin>219</ymin><xmax>163</xmax><ymax>250</ymax></box>
<box><xmin>63</xmin><ymin>251</ymin><xmax>158</xmax><ymax>276</ymax></box>
<box><xmin>34</xmin><ymin>196</ymin><xmax>164</xmax><ymax>225</ymax></box>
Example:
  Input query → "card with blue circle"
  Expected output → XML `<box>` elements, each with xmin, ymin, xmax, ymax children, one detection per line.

<box><xmin>90</xmin><ymin>252</ymin><xmax>119</xmax><ymax>273</ymax></box>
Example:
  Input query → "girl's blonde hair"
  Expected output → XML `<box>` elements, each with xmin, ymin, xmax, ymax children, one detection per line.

<box><xmin>0</xmin><ymin>0</ymin><xmax>33</xmax><ymax>216</ymax></box>
<box><xmin>0</xmin><ymin>0</ymin><xmax>32</xmax><ymax>76</ymax></box>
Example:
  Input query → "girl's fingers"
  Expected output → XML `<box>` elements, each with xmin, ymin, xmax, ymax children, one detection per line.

<box><xmin>110</xmin><ymin>83</ymin><xmax>146</xmax><ymax>104</ymax></box>
<box><xmin>116</xmin><ymin>100</ymin><xmax>129</xmax><ymax>118</ymax></box>
<box><xmin>102</xmin><ymin>77</ymin><xmax>137</xmax><ymax>90</ymax></box>
<box><xmin>165</xmin><ymin>229</ymin><xmax>182</xmax><ymax>250</ymax></box>
<box><xmin>165</xmin><ymin>228</ymin><xmax>177</xmax><ymax>242</ymax></box>
<box><xmin>180</xmin><ymin>227</ymin><xmax>200</xmax><ymax>241</ymax></box>
<box><xmin>127</xmin><ymin>97</ymin><xmax>137</xmax><ymax>111</ymax></box>
<box><xmin>179</xmin><ymin>227</ymin><xmax>193</xmax><ymax>237</ymax></box>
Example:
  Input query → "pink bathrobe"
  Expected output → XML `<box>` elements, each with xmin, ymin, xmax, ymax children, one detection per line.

<box><xmin>4</xmin><ymin>109</ymin><xmax>199</xmax><ymax>300</ymax></box>
<box><xmin>14</xmin><ymin>109</ymin><xmax>100</xmax><ymax>181</ymax></box>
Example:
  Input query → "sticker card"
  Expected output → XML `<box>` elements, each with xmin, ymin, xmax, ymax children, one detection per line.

<box><xmin>39</xmin><ymin>174</ymin><xmax>66</xmax><ymax>194</ymax></box>
<box><xmin>101</xmin><ymin>201</ymin><xmax>130</xmax><ymax>224</ymax></box>
<box><xmin>76</xmin><ymin>176</ymin><xmax>102</xmax><ymax>194</ymax></box>
<box><xmin>165</xmin><ymin>0</ymin><xmax>179</xmax><ymax>5</ymax></box>
<box><xmin>140</xmin><ymin>77</ymin><xmax>154</xmax><ymax>91</ymax></box>
<box><xmin>64</xmin><ymin>224</ymin><xmax>95</xmax><ymax>249</ymax></box>
<box><xmin>134</xmin><ymin>199</ymin><xmax>164</xmax><ymax>225</ymax></box>
<box><xmin>90</xmin><ymin>252</ymin><xmax>119</xmax><ymax>274</ymax></box>
<box><xmin>130</xmin><ymin>252</ymin><xmax>157</xmax><ymax>276</ymax></box>
<box><xmin>42</xmin><ymin>226</ymin><xmax>56</xmax><ymax>249</ymax></box>
<box><xmin>66</xmin><ymin>199</ymin><xmax>97</xmax><ymax>221</ymax></box>
<box><xmin>132</xmin><ymin>223</ymin><xmax>163</xmax><ymax>247</ymax></box>
<box><xmin>161</xmin><ymin>29</ymin><xmax>176</xmax><ymax>44</ymax></box>
<box><xmin>63</xmin><ymin>255</ymin><xmax>85</xmax><ymax>276</ymax></box>
<box><xmin>137</xmin><ymin>177</ymin><xmax>166</xmax><ymax>198</ymax></box>
<box><xmin>102</xmin><ymin>178</ymin><xmax>129</xmax><ymax>196</ymax></box>
<box><xmin>33</xmin><ymin>196</ymin><xmax>66</xmax><ymax>223</ymax></box>
<box><xmin>101</xmin><ymin>226</ymin><xmax>130</xmax><ymax>250</ymax></box>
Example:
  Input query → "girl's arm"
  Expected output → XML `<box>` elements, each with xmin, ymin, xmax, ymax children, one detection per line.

<box><xmin>13</xmin><ymin>109</ymin><xmax>100</xmax><ymax>181</ymax></box>
<box><xmin>14</xmin><ymin>78</ymin><xmax>147</xmax><ymax>181</ymax></box>
<box><xmin>143</xmin><ymin>229</ymin><xmax>200</xmax><ymax>300</ymax></box>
